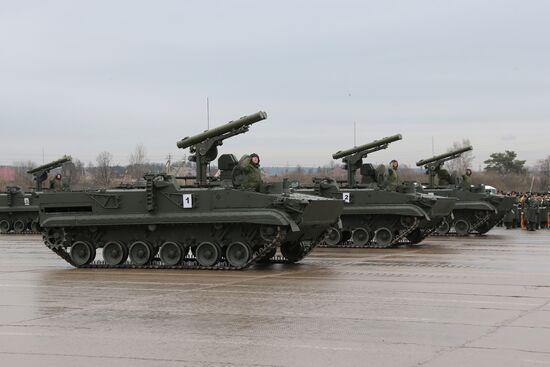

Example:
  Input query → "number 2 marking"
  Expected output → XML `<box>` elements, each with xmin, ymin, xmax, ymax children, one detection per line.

<box><xmin>342</xmin><ymin>193</ymin><xmax>351</xmax><ymax>203</ymax></box>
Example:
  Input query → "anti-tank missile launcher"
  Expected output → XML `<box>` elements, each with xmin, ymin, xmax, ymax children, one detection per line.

<box><xmin>333</xmin><ymin>134</ymin><xmax>402</xmax><ymax>187</ymax></box>
<box><xmin>416</xmin><ymin>146</ymin><xmax>513</xmax><ymax>235</ymax></box>
<box><xmin>0</xmin><ymin>156</ymin><xmax>72</xmax><ymax>234</ymax></box>
<box><xmin>296</xmin><ymin>134</ymin><xmax>455</xmax><ymax>248</ymax></box>
<box><xmin>35</xmin><ymin>111</ymin><xmax>344</xmax><ymax>269</ymax></box>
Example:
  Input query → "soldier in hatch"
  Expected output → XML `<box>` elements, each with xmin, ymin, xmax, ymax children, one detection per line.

<box><xmin>435</xmin><ymin>164</ymin><xmax>452</xmax><ymax>186</ymax></box>
<box><xmin>49</xmin><ymin>173</ymin><xmax>63</xmax><ymax>191</ymax></box>
<box><xmin>238</xmin><ymin>153</ymin><xmax>262</xmax><ymax>191</ymax></box>
<box><xmin>387</xmin><ymin>160</ymin><xmax>399</xmax><ymax>188</ymax></box>
<box><xmin>462</xmin><ymin>168</ymin><xmax>472</xmax><ymax>185</ymax></box>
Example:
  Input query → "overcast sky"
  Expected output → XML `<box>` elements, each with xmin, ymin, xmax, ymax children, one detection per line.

<box><xmin>1</xmin><ymin>0</ymin><xmax>549</xmax><ymax>169</ymax></box>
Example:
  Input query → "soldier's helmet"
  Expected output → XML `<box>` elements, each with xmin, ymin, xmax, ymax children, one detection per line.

<box><xmin>465</xmin><ymin>168</ymin><xmax>472</xmax><ymax>176</ymax></box>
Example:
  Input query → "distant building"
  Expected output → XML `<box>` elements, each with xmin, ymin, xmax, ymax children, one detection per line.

<box><xmin>0</xmin><ymin>167</ymin><xmax>16</xmax><ymax>181</ymax></box>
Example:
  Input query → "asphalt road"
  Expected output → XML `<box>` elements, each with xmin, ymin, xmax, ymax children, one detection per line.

<box><xmin>1</xmin><ymin>228</ymin><xmax>549</xmax><ymax>366</ymax></box>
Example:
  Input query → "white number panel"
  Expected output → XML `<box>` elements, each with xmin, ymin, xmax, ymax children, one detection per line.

<box><xmin>342</xmin><ymin>192</ymin><xmax>351</xmax><ymax>203</ymax></box>
<box><xmin>24</xmin><ymin>198</ymin><xmax>30</xmax><ymax>206</ymax></box>
<box><xmin>182</xmin><ymin>194</ymin><xmax>193</xmax><ymax>208</ymax></box>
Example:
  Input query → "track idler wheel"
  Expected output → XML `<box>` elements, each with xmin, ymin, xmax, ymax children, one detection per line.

<box><xmin>13</xmin><ymin>219</ymin><xmax>26</xmax><ymax>233</ymax></box>
<box><xmin>280</xmin><ymin>242</ymin><xmax>306</xmax><ymax>263</ymax></box>
<box><xmin>406</xmin><ymin>228</ymin><xmax>424</xmax><ymax>244</ymax></box>
<box><xmin>159</xmin><ymin>241</ymin><xmax>185</xmax><ymax>266</ymax></box>
<box><xmin>103</xmin><ymin>241</ymin><xmax>128</xmax><ymax>266</ymax></box>
<box><xmin>0</xmin><ymin>220</ymin><xmax>11</xmax><ymax>233</ymax></box>
<box><xmin>351</xmin><ymin>227</ymin><xmax>370</xmax><ymax>246</ymax></box>
<box><xmin>260</xmin><ymin>225</ymin><xmax>279</xmax><ymax>242</ymax></box>
<box><xmin>225</xmin><ymin>241</ymin><xmax>252</xmax><ymax>267</ymax></box>
<box><xmin>195</xmin><ymin>242</ymin><xmax>221</xmax><ymax>267</ymax></box>
<box><xmin>400</xmin><ymin>216</ymin><xmax>415</xmax><ymax>227</ymax></box>
<box><xmin>129</xmin><ymin>241</ymin><xmax>154</xmax><ymax>266</ymax></box>
<box><xmin>44</xmin><ymin>228</ymin><xmax>66</xmax><ymax>249</ymax></box>
<box><xmin>477</xmin><ymin>222</ymin><xmax>492</xmax><ymax>234</ymax></box>
<box><xmin>324</xmin><ymin>227</ymin><xmax>343</xmax><ymax>246</ymax></box>
<box><xmin>453</xmin><ymin>219</ymin><xmax>470</xmax><ymax>236</ymax></box>
<box><xmin>70</xmin><ymin>241</ymin><xmax>96</xmax><ymax>267</ymax></box>
<box><xmin>374</xmin><ymin>227</ymin><xmax>393</xmax><ymax>248</ymax></box>
<box><xmin>30</xmin><ymin>220</ymin><xmax>40</xmax><ymax>232</ymax></box>
<box><xmin>435</xmin><ymin>220</ymin><xmax>450</xmax><ymax>235</ymax></box>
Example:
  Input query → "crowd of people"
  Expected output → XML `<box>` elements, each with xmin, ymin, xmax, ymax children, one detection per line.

<box><xmin>500</xmin><ymin>192</ymin><xmax>550</xmax><ymax>231</ymax></box>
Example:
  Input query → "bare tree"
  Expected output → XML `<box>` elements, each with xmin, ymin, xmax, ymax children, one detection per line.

<box><xmin>536</xmin><ymin>156</ymin><xmax>550</xmax><ymax>192</ymax></box>
<box><xmin>95</xmin><ymin>151</ymin><xmax>113</xmax><ymax>187</ymax></box>
<box><xmin>128</xmin><ymin>143</ymin><xmax>148</xmax><ymax>179</ymax></box>
<box><xmin>12</xmin><ymin>160</ymin><xmax>36</xmax><ymax>189</ymax></box>
<box><xmin>445</xmin><ymin>139</ymin><xmax>474</xmax><ymax>174</ymax></box>
<box><xmin>61</xmin><ymin>159</ymin><xmax>83</xmax><ymax>188</ymax></box>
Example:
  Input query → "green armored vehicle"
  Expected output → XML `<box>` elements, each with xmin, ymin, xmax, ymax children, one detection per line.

<box><xmin>0</xmin><ymin>156</ymin><xmax>71</xmax><ymax>234</ymax></box>
<box><xmin>417</xmin><ymin>147</ymin><xmax>514</xmax><ymax>235</ymax></box>
<box><xmin>296</xmin><ymin>135</ymin><xmax>456</xmax><ymax>248</ymax></box>
<box><xmin>37</xmin><ymin>111</ymin><xmax>344</xmax><ymax>269</ymax></box>
<box><xmin>0</xmin><ymin>187</ymin><xmax>37</xmax><ymax>233</ymax></box>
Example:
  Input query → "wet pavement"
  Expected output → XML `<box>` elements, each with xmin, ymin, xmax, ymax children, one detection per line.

<box><xmin>0</xmin><ymin>228</ymin><xmax>549</xmax><ymax>366</ymax></box>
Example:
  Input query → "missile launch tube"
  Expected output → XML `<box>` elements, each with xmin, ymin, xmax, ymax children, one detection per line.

<box><xmin>332</xmin><ymin>134</ymin><xmax>402</xmax><ymax>160</ymax></box>
<box><xmin>416</xmin><ymin>146</ymin><xmax>473</xmax><ymax>167</ymax></box>
<box><xmin>177</xmin><ymin>111</ymin><xmax>267</xmax><ymax>149</ymax></box>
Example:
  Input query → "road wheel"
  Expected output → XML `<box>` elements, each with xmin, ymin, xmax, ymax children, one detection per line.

<box><xmin>374</xmin><ymin>227</ymin><xmax>393</xmax><ymax>247</ymax></box>
<box><xmin>226</xmin><ymin>242</ymin><xmax>252</xmax><ymax>267</ymax></box>
<box><xmin>159</xmin><ymin>241</ymin><xmax>184</xmax><ymax>266</ymax></box>
<box><xmin>103</xmin><ymin>241</ymin><xmax>128</xmax><ymax>266</ymax></box>
<box><xmin>0</xmin><ymin>220</ymin><xmax>11</xmax><ymax>233</ymax></box>
<box><xmin>324</xmin><ymin>227</ymin><xmax>342</xmax><ymax>246</ymax></box>
<box><xmin>454</xmin><ymin>219</ymin><xmax>470</xmax><ymax>236</ymax></box>
<box><xmin>129</xmin><ymin>241</ymin><xmax>153</xmax><ymax>266</ymax></box>
<box><xmin>70</xmin><ymin>241</ymin><xmax>96</xmax><ymax>267</ymax></box>
<box><xmin>351</xmin><ymin>227</ymin><xmax>370</xmax><ymax>246</ymax></box>
<box><xmin>195</xmin><ymin>242</ymin><xmax>220</xmax><ymax>267</ymax></box>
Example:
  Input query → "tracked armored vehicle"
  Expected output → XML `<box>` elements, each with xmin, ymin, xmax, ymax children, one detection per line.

<box><xmin>0</xmin><ymin>187</ymin><xmax>38</xmax><ymax>233</ymax></box>
<box><xmin>37</xmin><ymin>111</ymin><xmax>344</xmax><ymax>270</ymax></box>
<box><xmin>0</xmin><ymin>156</ymin><xmax>71</xmax><ymax>234</ymax></box>
<box><xmin>417</xmin><ymin>147</ymin><xmax>514</xmax><ymax>235</ymax></box>
<box><xmin>296</xmin><ymin>135</ymin><xmax>456</xmax><ymax>248</ymax></box>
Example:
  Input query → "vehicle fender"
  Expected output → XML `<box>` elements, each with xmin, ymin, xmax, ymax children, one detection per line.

<box><xmin>454</xmin><ymin>201</ymin><xmax>497</xmax><ymax>213</ymax></box>
<box><xmin>342</xmin><ymin>204</ymin><xmax>430</xmax><ymax>220</ymax></box>
<box><xmin>39</xmin><ymin>208</ymin><xmax>301</xmax><ymax>232</ymax></box>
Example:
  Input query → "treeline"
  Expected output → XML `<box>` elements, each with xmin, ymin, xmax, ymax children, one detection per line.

<box><xmin>272</xmin><ymin>143</ymin><xmax>550</xmax><ymax>193</ymax></box>
<box><xmin>0</xmin><ymin>145</ymin><xmax>190</xmax><ymax>191</ymax></box>
<box><xmin>1</xmin><ymin>143</ymin><xmax>549</xmax><ymax>193</ymax></box>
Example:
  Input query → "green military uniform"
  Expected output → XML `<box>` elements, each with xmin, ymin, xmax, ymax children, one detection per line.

<box><xmin>538</xmin><ymin>198</ymin><xmax>548</xmax><ymax>229</ymax></box>
<box><xmin>525</xmin><ymin>197</ymin><xmax>539</xmax><ymax>231</ymax></box>
<box><xmin>516</xmin><ymin>197</ymin><xmax>525</xmax><ymax>228</ymax></box>
<box><xmin>436</xmin><ymin>168</ymin><xmax>452</xmax><ymax>186</ymax></box>
<box><xmin>387</xmin><ymin>167</ymin><xmax>398</xmax><ymax>187</ymax></box>
<box><xmin>238</xmin><ymin>155</ymin><xmax>262</xmax><ymax>191</ymax></box>
<box><xmin>503</xmin><ymin>204</ymin><xmax>515</xmax><ymax>229</ymax></box>
<box><xmin>459</xmin><ymin>169</ymin><xmax>472</xmax><ymax>189</ymax></box>
<box><xmin>49</xmin><ymin>175</ymin><xmax>63</xmax><ymax>191</ymax></box>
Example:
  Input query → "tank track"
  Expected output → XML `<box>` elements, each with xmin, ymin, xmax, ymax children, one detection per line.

<box><xmin>319</xmin><ymin>218</ymin><xmax>420</xmax><ymax>249</ymax></box>
<box><xmin>0</xmin><ymin>231</ymin><xmax>41</xmax><ymax>235</ymax></box>
<box><xmin>431</xmin><ymin>212</ymin><xmax>491</xmax><ymax>237</ymax></box>
<box><xmin>44</xmin><ymin>229</ymin><xmax>320</xmax><ymax>270</ymax></box>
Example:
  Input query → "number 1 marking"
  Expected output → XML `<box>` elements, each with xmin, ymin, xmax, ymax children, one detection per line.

<box><xmin>182</xmin><ymin>194</ymin><xmax>193</xmax><ymax>208</ymax></box>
